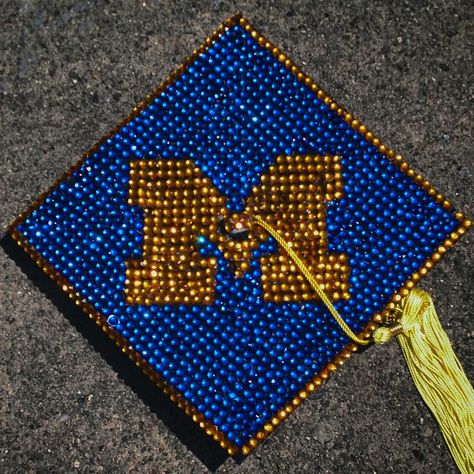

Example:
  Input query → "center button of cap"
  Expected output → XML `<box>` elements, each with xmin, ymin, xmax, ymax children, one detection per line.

<box><xmin>218</xmin><ymin>214</ymin><xmax>251</xmax><ymax>241</ymax></box>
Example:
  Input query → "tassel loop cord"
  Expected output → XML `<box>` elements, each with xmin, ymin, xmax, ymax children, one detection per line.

<box><xmin>248</xmin><ymin>213</ymin><xmax>370</xmax><ymax>346</ymax></box>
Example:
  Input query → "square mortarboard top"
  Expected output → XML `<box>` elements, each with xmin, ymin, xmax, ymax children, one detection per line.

<box><xmin>9</xmin><ymin>15</ymin><xmax>470</xmax><ymax>455</ymax></box>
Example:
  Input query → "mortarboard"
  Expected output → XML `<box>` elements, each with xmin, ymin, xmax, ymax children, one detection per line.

<box><xmin>7</xmin><ymin>15</ymin><xmax>473</xmax><ymax>472</ymax></box>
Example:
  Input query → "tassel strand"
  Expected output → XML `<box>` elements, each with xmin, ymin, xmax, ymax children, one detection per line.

<box><xmin>375</xmin><ymin>289</ymin><xmax>474</xmax><ymax>474</ymax></box>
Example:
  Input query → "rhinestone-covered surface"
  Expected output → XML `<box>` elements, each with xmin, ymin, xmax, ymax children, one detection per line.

<box><xmin>15</xmin><ymin>23</ymin><xmax>460</xmax><ymax>448</ymax></box>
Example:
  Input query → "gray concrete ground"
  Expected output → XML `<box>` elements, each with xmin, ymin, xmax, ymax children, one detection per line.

<box><xmin>1</xmin><ymin>1</ymin><xmax>472</xmax><ymax>473</ymax></box>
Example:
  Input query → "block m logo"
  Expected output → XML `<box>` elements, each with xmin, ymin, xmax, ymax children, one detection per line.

<box><xmin>125</xmin><ymin>155</ymin><xmax>350</xmax><ymax>305</ymax></box>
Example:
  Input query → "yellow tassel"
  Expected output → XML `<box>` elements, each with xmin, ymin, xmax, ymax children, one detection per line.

<box><xmin>374</xmin><ymin>289</ymin><xmax>474</xmax><ymax>474</ymax></box>
<box><xmin>249</xmin><ymin>214</ymin><xmax>473</xmax><ymax>472</ymax></box>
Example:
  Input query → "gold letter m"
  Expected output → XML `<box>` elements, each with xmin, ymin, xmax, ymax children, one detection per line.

<box><xmin>125</xmin><ymin>155</ymin><xmax>350</xmax><ymax>305</ymax></box>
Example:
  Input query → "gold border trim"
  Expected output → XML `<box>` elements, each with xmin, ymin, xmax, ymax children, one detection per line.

<box><xmin>7</xmin><ymin>14</ymin><xmax>471</xmax><ymax>456</ymax></box>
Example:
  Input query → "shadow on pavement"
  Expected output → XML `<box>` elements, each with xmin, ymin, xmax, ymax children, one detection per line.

<box><xmin>1</xmin><ymin>233</ymin><xmax>231</xmax><ymax>472</ymax></box>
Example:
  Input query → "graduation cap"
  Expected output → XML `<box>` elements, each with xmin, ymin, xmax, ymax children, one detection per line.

<box><xmin>8</xmin><ymin>15</ymin><xmax>473</xmax><ymax>472</ymax></box>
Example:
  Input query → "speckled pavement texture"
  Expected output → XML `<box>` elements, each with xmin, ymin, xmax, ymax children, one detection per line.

<box><xmin>1</xmin><ymin>1</ymin><xmax>472</xmax><ymax>473</ymax></box>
